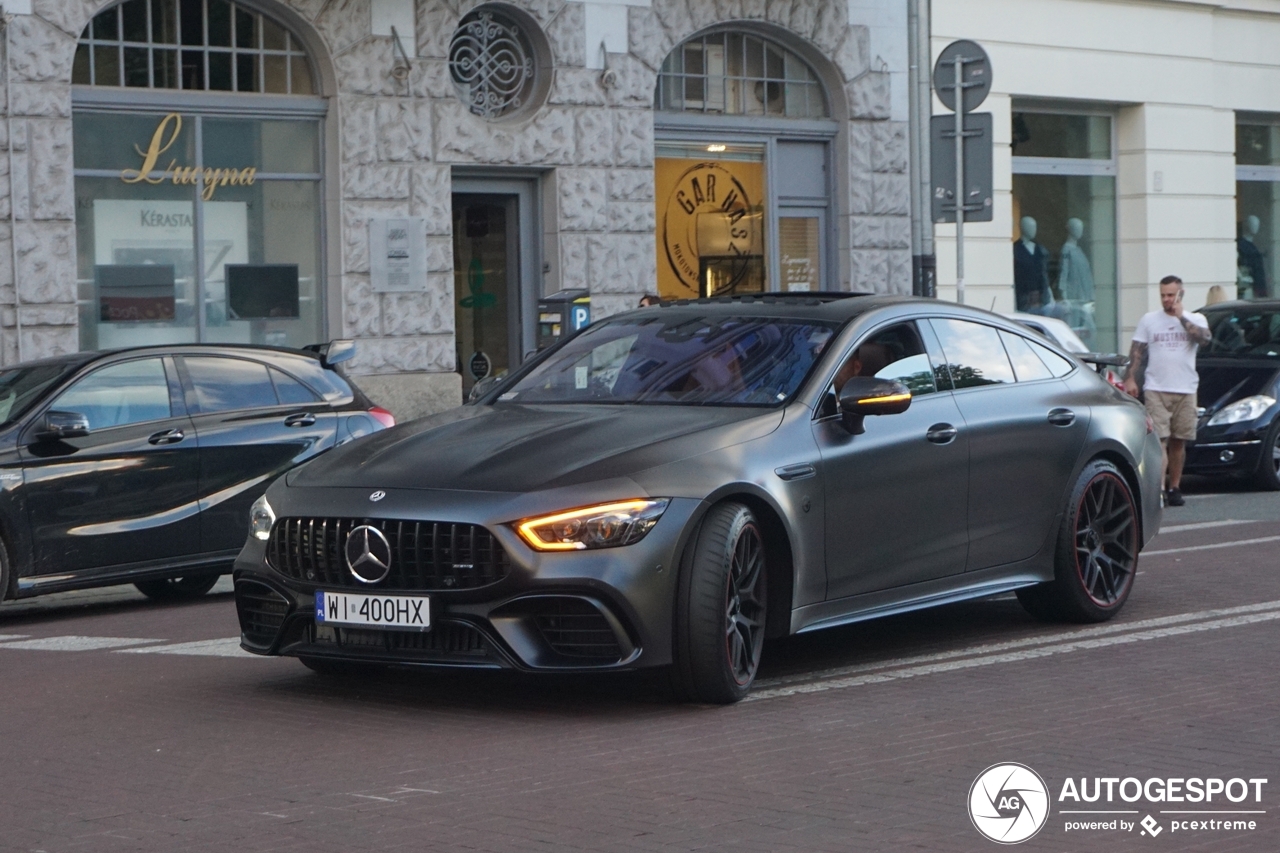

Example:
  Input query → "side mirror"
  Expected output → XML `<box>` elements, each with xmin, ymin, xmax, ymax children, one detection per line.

<box><xmin>36</xmin><ymin>410</ymin><xmax>91</xmax><ymax>441</ymax></box>
<box><xmin>467</xmin><ymin>375</ymin><xmax>501</xmax><ymax>404</ymax></box>
<box><xmin>837</xmin><ymin>377</ymin><xmax>911</xmax><ymax>435</ymax></box>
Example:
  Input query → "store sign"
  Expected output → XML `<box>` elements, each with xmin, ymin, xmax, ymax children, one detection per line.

<box><xmin>121</xmin><ymin>113</ymin><xmax>257</xmax><ymax>201</ymax></box>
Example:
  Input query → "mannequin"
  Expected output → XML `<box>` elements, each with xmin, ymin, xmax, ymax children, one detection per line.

<box><xmin>1237</xmin><ymin>214</ymin><xmax>1268</xmax><ymax>298</ymax></box>
<box><xmin>1013</xmin><ymin>216</ymin><xmax>1052</xmax><ymax>313</ymax></box>
<box><xmin>1058</xmin><ymin>217</ymin><xmax>1096</xmax><ymax>345</ymax></box>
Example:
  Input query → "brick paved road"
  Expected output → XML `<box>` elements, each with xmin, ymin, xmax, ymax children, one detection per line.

<box><xmin>0</xmin><ymin>484</ymin><xmax>1276</xmax><ymax>852</ymax></box>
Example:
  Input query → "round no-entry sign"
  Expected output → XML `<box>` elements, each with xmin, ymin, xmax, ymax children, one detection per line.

<box><xmin>933</xmin><ymin>40</ymin><xmax>991</xmax><ymax>113</ymax></box>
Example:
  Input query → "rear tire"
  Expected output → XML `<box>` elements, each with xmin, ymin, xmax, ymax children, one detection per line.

<box><xmin>1252</xmin><ymin>420</ymin><xmax>1280</xmax><ymax>491</ymax></box>
<box><xmin>1017</xmin><ymin>459</ymin><xmax>1138</xmax><ymax>623</ymax></box>
<box><xmin>134</xmin><ymin>571</ymin><xmax>221</xmax><ymax>601</ymax></box>
<box><xmin>671</xmin><ymin>502</ymin><xmax>768</xmax><ymax>705</ymax></box>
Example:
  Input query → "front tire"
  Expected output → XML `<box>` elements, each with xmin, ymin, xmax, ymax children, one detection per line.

<box><xmin>1252</xmin><ymin>420</ymin><xmax>1280</xmax><ymax>491</ymax></box>
<box><xmin>1017</xmin><ymin>459</ymin><xmax>1138</xmax><ymax>623</ymax></box>
<box><xmin>134</xmin><ymin>571</ymin><xmax>221</xmax><ymax>601</ymax></box>
<box><xmin>671</xmin><ymin>502</ymin><xmax>768</xmax><ymax>704</ymax></box>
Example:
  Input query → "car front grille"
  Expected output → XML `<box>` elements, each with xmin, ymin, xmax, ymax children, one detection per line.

<box><xmin>268</xmin><ymin>517</ymin><xmax>513</xmax><ymax>591</ymax></box>
<box><xmin>317</xmin><ymin>621</ymin><xmax>495</xmax><ymax>660</ymax></box>
<box><xmin>235</xmin><ymin>579</ymin><xmax>292</xmax><ymax>649</ymax></box>
<box><xmin>532</xmin><ymin>597</ymin><xmax>624</xmax><ymax>662</ymax></box>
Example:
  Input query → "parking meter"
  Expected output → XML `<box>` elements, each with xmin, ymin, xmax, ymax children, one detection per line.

<box><xmin>537</xmin><ymin>289</ymin><xmax>590</xmax><ymax>350</ymax></box>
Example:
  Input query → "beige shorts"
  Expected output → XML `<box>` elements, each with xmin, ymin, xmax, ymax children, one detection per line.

<box><xmin>1145</xmin><ymin>390</ymin><xmax>1197</xmax><ymax>441</ymax></box>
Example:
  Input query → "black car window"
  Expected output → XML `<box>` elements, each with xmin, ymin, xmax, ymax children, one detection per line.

<box><xmin>1000</xmin><ymin>330</ymin><xmax>1055</xmax><ymax>382</ymax></box>
<box><xmin>928</xmin><ymin>319</ymin><xmax>1016</xmax><ymax>388</ymax></box>
<box><xmin>835</xmin><ymin>323</ymin><xmax>938</xmax><ymax>397</ymax></box>
<box><xmin>1204</xmin><ymin>307</ymin><xmax>1280</xmax><ymax>357</ymax></box>
<box><xmin>270</xmin><ymin>368</ymin><xmax>321</xmax><ymax>404</ymax></box>
<box><xmin>1027</xmin><ymin>339</ymin><xmax>1075</xmax><ymax>377</ymax></box>
<box><xmin>186</xmin><ymin>357</ymin><xmax>279</xmax><ymax>412</ymax></box>
<box><xmin>0</xmin><ymin>363</ymin><xmax>78</xmax><ymax>425</ymax></box>
<box><xmin>50</xmin><ymin>358</ymin><xmax>171</xmax><ymax>430</ymax></box>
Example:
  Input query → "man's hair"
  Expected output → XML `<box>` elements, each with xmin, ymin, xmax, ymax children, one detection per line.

<box><xmin>1159</xmin><ymin>275</ymin><xmax>1183</xmax><ymax>286</ymax></box>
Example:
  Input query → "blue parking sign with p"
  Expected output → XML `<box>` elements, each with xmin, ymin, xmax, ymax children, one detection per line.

<box><xmin>570</xmin><ymin>304</ymin><xmax>590</xmax><ymax>331</ymax></box>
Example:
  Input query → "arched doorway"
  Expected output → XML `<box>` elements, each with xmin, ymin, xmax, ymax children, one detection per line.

<box><xmin>71</xmin><ymin>0</ymin><xmax>327</xmax><ymax>351</ymax></box>
<box><xmin>654</xmin><ymin>29</ymin><xmax>839</xmax><ymax>299</ymax></box>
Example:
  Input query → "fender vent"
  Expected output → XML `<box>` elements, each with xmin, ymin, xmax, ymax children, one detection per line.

<box><xmin>235</xmin><ymin>580</ymin><xmax>292</xmax><ymax>649</ymax></box>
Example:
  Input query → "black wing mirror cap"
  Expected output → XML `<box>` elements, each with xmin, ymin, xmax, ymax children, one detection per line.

<box><xmin>36</xmin><ymin>410</ymin><xmax>91</xmax><ymax>441</ymax></box>
<box><xmin>837</xmin><ymin>377</ymin><xmax>912</xmax><ymax>434</ymax></box>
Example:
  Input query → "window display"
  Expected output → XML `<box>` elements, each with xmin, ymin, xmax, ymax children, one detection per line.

<box><xmin>1235</xmin><ymin>122</ymin><xmax>1280</xmax><ymax>300</ymax></box>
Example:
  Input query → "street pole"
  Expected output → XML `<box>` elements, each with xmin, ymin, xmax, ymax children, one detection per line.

<box><xmin>953</xmin><ymin>53</ymin><xmax>965</xmax><ymax>305</ymax></box>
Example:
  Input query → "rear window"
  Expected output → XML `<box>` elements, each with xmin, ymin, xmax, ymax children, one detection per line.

<box><xmin>1204</xmin><ymin>308</ymin><xmax>1280</xmax><ymax>357</ymax></box>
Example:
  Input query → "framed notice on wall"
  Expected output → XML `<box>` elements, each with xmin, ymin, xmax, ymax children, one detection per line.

<box><xmin>370</xmin><ymin>217</ymin><xmax>428</xmax><ymax>292</ymax></box>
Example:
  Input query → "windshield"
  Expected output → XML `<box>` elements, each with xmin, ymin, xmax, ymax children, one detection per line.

<box><xmin>500</xmin><ymin>315</ymin><xmax>839</xmax><ymax>406</ymax></box>
<box><xmin>1203</xmin><ymin>308</ymin><xmax>1280</xmax><ymax>357</ymax></box>
<box><xmin>0</xmin><ymin>363</ymin><xmax>77</xmax><ymax>425</ymax></box>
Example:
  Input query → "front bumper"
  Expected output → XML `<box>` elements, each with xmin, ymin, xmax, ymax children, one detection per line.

<box><xmin>232</xmin><ymin>488</ymin><xmax>703</xmax><ymax>672</ymax></box>
<box><xmin>1184</xmin><ymin>421</ymin><xmax>1268</xmax><ymax>475</ymax></box>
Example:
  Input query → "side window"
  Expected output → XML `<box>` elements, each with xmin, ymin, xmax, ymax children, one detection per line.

<box><xmin>270</xmin><ymin>368</ymin><xmax>321</xmax><ymax>405</ymax></box>
<box><xmin>185</xmin><ymin>357</ymin><xmax>279</xmax><ymax>413</ymax></box>
<box><xmin>51</xmin><ymin>359</ymin><xmax>171</xmax><ymax>430</ymax></box>
<box><xmin>833</xmin><ymin>323</ymin><xmax>938</xmax><ymax>398</ymax></box>
<box><xmin>1000</xmin><ymin>330</ymin><xmax>1055</xmax><ymax>382</ymax></box>
<box><xmin>917</xmin><ymin>319</ymin><xmax>955</xmax><ymax>391</ymax></box>
<box><xmin>1027</xmin><ymin>340</ymin><xmax>1076</xmax><ymax>378</ymax></box>
<box><xmin>928</xmin><ymin>319</ymin><xmax>1016</xmax><ymax>388</ymax></box>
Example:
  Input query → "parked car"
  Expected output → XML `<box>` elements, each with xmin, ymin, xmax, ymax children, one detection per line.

<box><xmin>1185</xmin><ymin>299</ymin><xmax>1280</xmax><ymax>489</ymax></box>
<box><xmin>0</xmin><ymin>340</ymin><xmax>393</xmax><ymax>603</ymax></box>
<box><xmin>1006</xmin><ymin>311</ymin><xmax>1127</xmax><ymax>391</ymax></box>
<box><xmin>234</xmin><ymin>295</ymin><xmax>1162</xmax><ymax>703</ymax></box>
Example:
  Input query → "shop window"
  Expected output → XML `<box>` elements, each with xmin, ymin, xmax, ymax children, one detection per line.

<box><xmin>1235</xmin><ymin>120</ymin><xmax>1280</xmax><ymax>300</ymax></box>
<box><xmin>73</xmin><ymin>0</ymin><xmax>313</xmax><ymax>94</ymax></box>
<box><xmin>1011</xmin><ymin>110</ymin><xmax>1118</xmax><ymax>352</ymax></box>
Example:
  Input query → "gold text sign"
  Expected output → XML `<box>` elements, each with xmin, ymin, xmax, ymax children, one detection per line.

<box><xmin>121</xmin><ymin>113</ymin><xmax>256</xmax><ymax>201</ymax></box>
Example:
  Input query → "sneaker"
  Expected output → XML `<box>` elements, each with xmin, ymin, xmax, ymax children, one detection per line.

<box><xmin>1166</xmin><ymin>487</ymin><xmax>1185</xmax><ymax>507</ymax></box>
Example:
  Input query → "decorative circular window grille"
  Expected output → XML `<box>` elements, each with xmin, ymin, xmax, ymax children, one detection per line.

<box><xmin>449</xmin><ymin>10</ymin><xmax>538</xmax><ymax>120</ymax></box>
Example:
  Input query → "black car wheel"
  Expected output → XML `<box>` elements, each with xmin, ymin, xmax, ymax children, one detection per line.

<box><xmin>1017</xmin><ymin>459</ymin><xmax>1138</xmax><ymax>623</ymax></box>
<box><xmin>134</xmin><ymin>572</ymin><xmax>221</xmax><ymax>601</ymax></box>
<box><xmin>1252</xmin><ymin>420</ymin><xmax>1280</xmax><ymax>491</ymax></box>
<box><xmin>672</xmin><ymin>502</ymin><xmax>767</xmax><ymax>704</ymax></box>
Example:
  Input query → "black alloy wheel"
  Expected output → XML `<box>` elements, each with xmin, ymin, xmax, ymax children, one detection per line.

<box><xmin>1017</xmin><ymin>459</ymin><xmax>1138</xmax><ymax>623</ymax></box>
<box><xmin>1253</xmin><ymin>420</ymin><xmax>1280</xmax><ymax>491</ymax></box>
<box><xmin>134</xmin><ymin>571</ymin><xmax>221</xmax><ymax>601</ymax></box>
<box><xmin>672</xmin><ymin>502</ymin><xmax>768</xmax><ymax>704</ymax></box>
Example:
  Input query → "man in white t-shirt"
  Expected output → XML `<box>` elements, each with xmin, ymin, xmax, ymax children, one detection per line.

<box><xmin>1123</xmin><ymin>275</ymin><xmax>1212</xmax><ymax>506</ymax></box>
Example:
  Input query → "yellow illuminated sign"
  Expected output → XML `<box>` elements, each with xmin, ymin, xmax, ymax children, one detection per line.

<box><xmin>121</xmin><ymin>113</ymin><xmax>257</xmax><ymax>200</ymax></box>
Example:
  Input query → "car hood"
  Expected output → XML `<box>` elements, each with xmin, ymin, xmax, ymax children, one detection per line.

<box><xmin>287</xmin><ymin>403</ymin><xmax>785</xmax><ymax>493</ymax></box>
<box><xmin>1196</xmin><ymin>359</ymin><xmax>1280</xmax><ymax>413</ymax></box>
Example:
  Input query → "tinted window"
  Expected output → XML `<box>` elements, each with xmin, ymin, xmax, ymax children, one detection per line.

<box><xmin>1000</xmin><ymin>331</ymin><xmax>1055</xmax><ymax>382</ymax></box>
<box><xmin>271</xmin><ymin>368</ymin><xmax>320</xmax><ymax>404</ymax></box>
<box><xmin>1204</xmin><ymin>307</ymin><xmax>1280</xmax><ymax>357</ymax></box>
<box><xmin>52</xmin><ymin>359</ymin><xmax>171</xmax><ymax>430</ymax></box>
<box><xmin>0</xmin><ymin>363</ymin><xmax>77</xmax><ymax>425</ymax></box>
<box><xmin>186</xmin><ymin>357</ymin><xmax>278</xmax><ymax>412</ymax></box>
<box><xmin>504</xmin><ymin>315</ymin><xmax>838</xmax><ymax>406</ymax></box>
<box><xmin>836</xmin><ymin>323</ymin><xmax>938</xmax><ymax>397</ymax></box>
<box><xmin>929</xmin><ymin>319</ymin><xmax>1016</xmax><ymax>388</ymax></box>
<box><xmin>1027</xmin><ymin>340</ymin><xmax>1075</xmax><ymax>377</ymax></box>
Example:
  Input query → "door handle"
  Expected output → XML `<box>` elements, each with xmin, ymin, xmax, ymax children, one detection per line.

<box><xmin>284</xmin><ymin>412</ymin><xmax>316</xmax><ymax>428</ymax></box>
<box><xmin>775</xmin><ymin>463</ymin><xmax>816</xmax><ymax>481</ymax></box>
<box><xmin>926</xmin><ymin>423</ymin><xmax>958</xmax><ymax>445</ymax></box>
<box><xmin>1048</xmin><ymin>408</ymin><xmax>1076</xmax><ymax>427</ymax></box>
<box><xmin>148</xmin><ymin>428</ymin><xmax>184</xmax><ymax>445</ymax></box>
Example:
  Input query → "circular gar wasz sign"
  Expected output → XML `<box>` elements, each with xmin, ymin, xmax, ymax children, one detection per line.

<box><xmin>968</xmin><ymin>763</ymin><xmax>1050</xmax><ymax>844</ymax></box>
<box><xmin>661</xmin><ymin>162</ymin><xmax>755</xmax><ymax>297</ymax></box>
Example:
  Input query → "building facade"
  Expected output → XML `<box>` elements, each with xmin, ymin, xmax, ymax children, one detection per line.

<box><xmin>932</xmin><ymin>0</ymin><xmax>1280</xmax><ymax>353</ymax></box>
<box><xmin>0</xmin><ymin>0</ymin><xmax>913</xmax><ymax>416</ymax></box>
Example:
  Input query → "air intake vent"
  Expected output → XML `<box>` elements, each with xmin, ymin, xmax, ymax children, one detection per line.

<box><xmin>268</xmin><ymin>518</ymin><xmax>512</xmax><ymax>591</ymax></box>
<box><xmin>235</xmin><ymin>579</ymin><xmax>292</xmax><ymax>649</ymax></box>
<box><xmin>331</xmin><ymin>621</ymin><xmax>494</xmax><ymax>660</ymax></box>
<box><xmin>532</xmin><ymin>598</ymin><xmax>624</xmax><ymax>662</ymax></box>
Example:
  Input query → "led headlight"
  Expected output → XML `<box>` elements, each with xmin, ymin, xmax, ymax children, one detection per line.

<box><xmin>249</xmin><ymin>494</ymin><xmax>276</xmax><ymax>541</ymax></box>
<box><xmin>515</xmin><ymin>499</ymin><xmax>670</xmax><ymax>551</ymax></box>
<box><xmin>1207</xmin><ymin>395</ymin><xmax>1276</xmax><ymax>426</ymax></box>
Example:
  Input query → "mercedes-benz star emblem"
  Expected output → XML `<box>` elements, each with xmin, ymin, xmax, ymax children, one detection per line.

<box><xmin>369</xmin><ymin>490</ymin><xmax>386</xmax><ymax>502</ymax></box>
<box><xmin>345</xmin><ymin>525</ymin><xmax>392</xmax><ymax>584</ymax></box>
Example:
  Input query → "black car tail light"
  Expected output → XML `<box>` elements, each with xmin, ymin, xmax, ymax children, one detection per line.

<box><xmin>268</xmin><ymin>517</ymin><xmax>513</xmax><ymax>591</ymax></box>
<box><xmin>235</xmin><ymin>579</ymin><xmax>292</xmax><ymax>649</ymax></box>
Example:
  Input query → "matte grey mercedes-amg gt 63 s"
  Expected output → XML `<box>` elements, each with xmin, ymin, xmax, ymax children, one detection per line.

<box><xmin>233</xmin><ymin>294</ymin><xmax>1163</xmax><ymax>703</ymax></box>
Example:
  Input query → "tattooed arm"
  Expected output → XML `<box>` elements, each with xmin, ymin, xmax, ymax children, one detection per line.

<box><xmin>1123</xmin><ymin>340</ymin><xmax>1147</xmax><ymax>397</ymax></box>
<box><xmin>1179</xmin><ymin>315</ymin><xmax>1212</xmax><ymax>346</ymax></box>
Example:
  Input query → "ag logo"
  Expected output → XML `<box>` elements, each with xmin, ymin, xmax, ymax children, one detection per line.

<box><xmin>661</xmin><ymin>162</ymin><xmax>758</xmax><ymax>297</ymax></box>
<box><xmin>968</xmin><ymin>763</ymin><xmax>1050</xmax><ymax>844</ymax></box>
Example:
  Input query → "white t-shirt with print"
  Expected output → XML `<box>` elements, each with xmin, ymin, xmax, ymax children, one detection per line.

<box><xmin>1131</xmin><ymin>309</ymin><xmax>1209</xmax><ymax>394</ymax></box>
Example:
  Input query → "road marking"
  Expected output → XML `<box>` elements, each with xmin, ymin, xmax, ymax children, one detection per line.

<box><xmin>1158</xmin><ymin>519</ymin><xmax>1257</xmax><ymax>534</ymax></box>
<box><xmin>0</xmin><ymin>636</ymin><xmax>163</xmax><ymax>652</ymax></box>
<box><xmin>754</xmin><ymin>599</ymin><xmax>1280</xmax><ymax>691</ymax></box>
<box><xmin>0</xmin><ymin>634</ymin><xmax>30</xmax><ymax>642</ymax></box>
<box><xmin>747</xmin><ymin>610</ymin><xmax>1280</xmax><ymax>702</ymax></box>
<box><xmin>116</xmin><ymin>638</ymin><xmax>255</xmax><ymax>657</ymax></box>
<box><xmin>1144</xmin><ymin>535</ymin><xmax>1280</xmax><ymax>556</ymax></box>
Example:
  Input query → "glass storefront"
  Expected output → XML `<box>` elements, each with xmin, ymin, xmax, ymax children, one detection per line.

<box><xmin>73</xmin><ymin>111</ymin><xmax>324</xmax><ymax>350</ymax></box>
<box><xmin>1235</xmin><ymin>121</ymin><xmax>1280</xmax><ymax>300</ymax></box>
<box><xmin>1011</xmin><ymin>111</ymin><xmax>1118</xmax><ymax>351</ymax></box>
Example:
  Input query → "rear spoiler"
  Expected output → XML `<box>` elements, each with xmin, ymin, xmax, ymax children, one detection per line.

<box><xmin>303</xmin><ymin>339</ymin><xmax>356</xmax><ymax>368</ymax></box>
<box><xmin>1077</xmin><ymin>352</ymin><xmax>1127</xmax><ymax>372</ymax></box>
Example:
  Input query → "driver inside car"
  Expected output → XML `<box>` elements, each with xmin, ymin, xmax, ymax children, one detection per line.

<box><xmin>833</xmin><ymin>341</ymin><xmax>892</xmax><ymax>394</ymax></box>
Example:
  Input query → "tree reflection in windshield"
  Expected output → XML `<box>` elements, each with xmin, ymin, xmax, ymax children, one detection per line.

<box><xmin>505</xmin><ymin>315</ymin><xmax>838</xmax><ymax>406</ymax></box>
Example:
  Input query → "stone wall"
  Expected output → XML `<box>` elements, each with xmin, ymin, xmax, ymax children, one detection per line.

<box><xmin>1</xmin><ymin>0</ymin><xmax>911</xmax><ymax>418</ymax></box>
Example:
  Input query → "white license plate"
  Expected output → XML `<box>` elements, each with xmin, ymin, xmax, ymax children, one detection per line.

<box><xmin>315</xmin><ymin>591</ymin><xmax>430</xmax><ymax>632</ymax></box>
